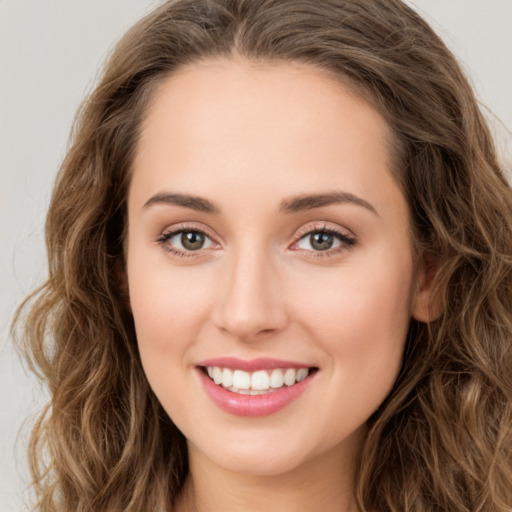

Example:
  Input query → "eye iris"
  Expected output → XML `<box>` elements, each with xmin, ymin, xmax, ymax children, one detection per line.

<box><xmin>310</xmin><ymin>232</ymin><xmax>333</xmax><ymax>251</ymax></box>
<box><xmin>181</xmin><ymin>231</ymin><xmax>204</xmax><ymax>250</ymax></box>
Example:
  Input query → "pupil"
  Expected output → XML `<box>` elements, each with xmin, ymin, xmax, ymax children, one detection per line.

<box><xmin>181</xmin><ymin>231</ymin><xmax>204</xmax><ymax>250</ymax></box>
<box><xmin>310</xmin><ymin>232</ymin><xmax>333</xmax><ymax>251</ymax></box>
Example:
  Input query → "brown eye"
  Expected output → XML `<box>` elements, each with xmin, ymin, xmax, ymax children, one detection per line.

<box><xmin>181</xmin><ymin>231</ymin><xmax>205</xmax><ymax>250</ymax></box>
<box><xmin>309</xmin><ymin>232</ymin><xmax>334</xmax><ymax>251</ymax></box>
<box><xmin>292</xmin><ymin>227</ymin><xmax>356</xmax><ymax>256</ymax></box>
<box><xmin>158</xmin><ymin>228</ymin><xmax>217</xmax><ymax>255</ymax></box>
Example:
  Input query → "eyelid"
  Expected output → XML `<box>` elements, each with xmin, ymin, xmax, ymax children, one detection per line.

<box><xmin>290</xmin><ymin>221</ymin><xmax>357</xmax><ymax>256</ymax></box>
<box><xmin>159</xmin><ymin>221</ymin><xmax>218</xmax><ymax>240</ymax></box>
<box><xmin>293</xmin><ymin>221</ymin><xmax>355</xmax><ymax>241</ymax></box>
<box><xmin>157</xmin><ymin>222</ymin><xmax>221</xmax><ymax>256</ymax></box>
<box><xmin>156</xmin><ymin>220</ymin><xmax>356</xmax><ymax>259</ymax></box>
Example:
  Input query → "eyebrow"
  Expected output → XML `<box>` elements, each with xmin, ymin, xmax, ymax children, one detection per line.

<box><xmin>143</xmin><ymin>193</ymin><xmax>220</xmax><ymax>214</ymax></box>
<box><xmin>280</xmin><ymin>191</ymin><xmax>378</xmax><ymax>216</ymax></box>
<box><xmin>143</xmin><ymin>190</ymin><xmax>378</xmax><ymax>216</ymax></box>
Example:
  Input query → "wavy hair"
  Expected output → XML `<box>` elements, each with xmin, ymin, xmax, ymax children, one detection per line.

<box><xmin>14</xmin><ymin>0</ymin><xmax>512</xmax><ymax>510</ymax></box>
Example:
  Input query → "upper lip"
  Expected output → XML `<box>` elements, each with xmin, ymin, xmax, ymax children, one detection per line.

<box><xmin>196</xmin><ymin>357</ymin><xmax>314</xmax><ymax>372</ymax></box>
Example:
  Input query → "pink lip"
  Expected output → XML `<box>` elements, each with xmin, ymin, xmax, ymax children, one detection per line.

<box><xmin>196</xmin><ymin>357</ymin><xmax>311</xmax><ymax>372</ymax></box>
<box><xmin>196</xmin><ymin>365</ymin><xmax>316</xmax><ymax>417</ymax></box>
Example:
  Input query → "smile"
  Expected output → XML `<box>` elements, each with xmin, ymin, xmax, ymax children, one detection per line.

<box><xmin>205</xmin><ymin>366</ymin><xmax>311</xmax><ymax>395</ymax></box>
<box><xmin>196</xmin><ymin>358</ymin><xmax>318</xmax><ymax>417</ymax></box>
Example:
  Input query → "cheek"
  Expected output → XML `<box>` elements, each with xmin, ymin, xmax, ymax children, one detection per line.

<box><xmin>290</xmin><ymin>247</ymin><xmax>414</xmax><ymax>378</ymax></box>
<box><xmin>126</xmin><ymin>250</ymin><xmax>214</xmax><ymax>362</ymax></box>
<box><xmin>296</xmin><ymin>257</ymin><xmax>412</xmax><ymax>328</ymax></box>
<box><xmin>126</xmin><ymin>259</ymin><xmax>217</xmax><ymax>420</ymax></box>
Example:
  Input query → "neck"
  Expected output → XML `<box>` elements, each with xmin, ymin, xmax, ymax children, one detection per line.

<box><xmin>173</xmin><ymin>440</ymin><xmax>362</xmax><ymax>512</ymax></box>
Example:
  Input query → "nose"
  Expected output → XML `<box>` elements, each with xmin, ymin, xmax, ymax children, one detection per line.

<box><xmin>211</xmin><ymin>249</ymin><xmax>288</xmax><ymax>342</ymax></box>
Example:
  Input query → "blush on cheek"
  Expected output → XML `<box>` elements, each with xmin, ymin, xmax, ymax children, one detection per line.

<box><xmin>129</xmin><ymin>260</ymin><xmax>213</xmax><ymax>337</ymax></box>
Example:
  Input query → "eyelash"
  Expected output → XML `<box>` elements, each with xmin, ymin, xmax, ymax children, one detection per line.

<box><xmin>156</xmin><ymin>223</ymin><xmax>217</xmax><ymax>258</ymax></box>
<box><xmin>291</xmin><ymin>224</ymin><xmax>357</xmax><ymax>259</ymax></box>
<box><xmin>156</xmin><ymin>223</ymin><xmax>357</xmax><ymax>259</ymax></box>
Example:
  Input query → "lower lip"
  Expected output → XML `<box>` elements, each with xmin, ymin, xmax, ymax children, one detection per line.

<box><xmin>197</xmin><ymin>369</ymin><xmax>315</xmax><ymax>417</ymax></box>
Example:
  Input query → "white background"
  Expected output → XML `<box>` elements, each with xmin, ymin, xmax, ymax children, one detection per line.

<box><xmin>1</xmin><ymin>1</ymin><xmax>511</xmax><ymax>510</ymax></box>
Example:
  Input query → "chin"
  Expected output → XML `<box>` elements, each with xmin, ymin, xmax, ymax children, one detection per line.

<box><xmin>189</xmin><ymin>426</ymin><xmax>337</xmax><ymax>478</ymax></box>
<box><xmin>215</xmin><ymin>447</ymin><xmax>308</xmax><ymax>477</ymax></box>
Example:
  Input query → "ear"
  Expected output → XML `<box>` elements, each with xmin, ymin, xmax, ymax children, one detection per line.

<box><xmin>411</xmin><ymin>254</ymin><xmax>443</xmax><ymax>323</ymax></box>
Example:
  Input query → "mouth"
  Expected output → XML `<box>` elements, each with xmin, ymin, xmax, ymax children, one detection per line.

<box><xmin>196</xmin><ymin>357</ymin><xmax>318</xmax><ymax>416</ymax></box>
<box><xmin>201</xmin><ymin>366</ymin><xmax>317</xmax><ymax>395</ymax></box>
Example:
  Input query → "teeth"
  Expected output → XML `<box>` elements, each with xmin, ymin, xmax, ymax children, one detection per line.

<box><xmin>222</xmin><ymin>368</ymin><xmax>233</xmax><ymax>388</ymax></box>
<box><xmin>270</xmin><ymin>369</ymin><xmax>284</xmax><ymax>388</ymax></box>
<box><xmin>233</xmin><ymin>369</ymin><xmax>251</xmax><ymax>390</ymax></box>
<box><xmin>284</xmin><ymin>368</ymin><xmax>296</xmax><ymax>386</ymax></box>
<box><xmin>204</xmin><ymin>366</ymin><xmax>312</xmax><ymax>393</ymax></box>
<box><xmin>212</xmin><ymin>366</ymin><xmax>222</xmax><ymax>385</ymax></box>
<box><xmin>251</xmin><ymin>370</ymin><xmax>270</xmax><ymax>390</ymax></box>
<box><xmin>296</xmin><ymin>368</ymin><xmax>308</xmax><ymax>382</ymax></box>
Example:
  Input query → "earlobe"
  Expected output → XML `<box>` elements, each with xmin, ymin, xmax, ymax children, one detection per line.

<box><xmin>411</xmin><ymin>255</ymin><xmax>443</xmax><ymax>323</ymax></box>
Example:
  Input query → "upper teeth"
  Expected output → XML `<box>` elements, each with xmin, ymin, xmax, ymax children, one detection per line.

<box><xmin>206</xmin><ymin>367</ymin><xmax>310</xmax><ymax>394</ymax></box>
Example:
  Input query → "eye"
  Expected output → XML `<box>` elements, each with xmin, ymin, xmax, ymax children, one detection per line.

<box><xmin>158</xmin><ymin>226</ymin><xmax>218</xmax><ymax>256</ymax></box>
<box><xmin>178</xmin><ymin>231</ymin><xmax>208</xmax><ymax>251</ymax></box>
<box><xmin>291</xmin><ymin>226</ymin><xmax>356</xmax><ymax>256</ymax></box>
<box><xmin>300</xmin><ymin>231</ymin><xmax>339</xmax><ymax>251</ymax></box>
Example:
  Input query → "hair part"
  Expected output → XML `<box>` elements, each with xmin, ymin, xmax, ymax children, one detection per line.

<box><xmin>14</xmin><ymin>1</ymin><xmax>512</xmax><ymax>510</ymax></box>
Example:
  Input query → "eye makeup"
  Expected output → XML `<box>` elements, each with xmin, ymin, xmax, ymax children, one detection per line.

<box><xmin>289</xmin><ymin>222</ymin><xmax>357</xmax><ymax>260</ymax></box>
<box><xmin>156</xmin><ymin>222</ymin><xmax>220</xmax><ymax>258</ymax></box>
<box><xmin>156</xmin><ymin>220</ymin><xmax>357</xmax><ymax>260</ymax></box>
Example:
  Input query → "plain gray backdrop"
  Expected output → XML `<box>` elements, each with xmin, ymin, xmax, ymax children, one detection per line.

<box><xmin>1</xmin><ymin>1</ymin><xmax>511</xmax><ymax>510</ymax></box>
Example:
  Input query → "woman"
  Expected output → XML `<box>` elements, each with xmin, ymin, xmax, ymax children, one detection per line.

<box><xmin>14</xmin><ymin>0</ymin><xmax>512</xmax><ymax>510</ymax></box>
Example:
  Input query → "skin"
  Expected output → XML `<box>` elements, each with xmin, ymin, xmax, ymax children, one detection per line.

<box><xmin>125</xmin><ymin>58</ymin><xmax>434</xmax><ymax>512</ymax></box>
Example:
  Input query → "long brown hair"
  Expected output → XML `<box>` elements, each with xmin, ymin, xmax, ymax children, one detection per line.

<box><xmin>14</xmin><ymin>0</ymin><xmax>512</xmax><ymax>510</ymax></box>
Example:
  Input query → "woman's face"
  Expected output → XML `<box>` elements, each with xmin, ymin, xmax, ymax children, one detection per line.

<box><xmin>126</xmin><ymin>59</ymin><xmax>426</xmax><ymax>476</ymax></box>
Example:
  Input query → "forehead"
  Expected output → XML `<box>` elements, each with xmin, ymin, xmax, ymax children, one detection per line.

<box><xmin>136</xmin><ymin>58</ymin><xmax>392</xmax><ymax>157</ymax></box>
<box><xmin>130</xmin><ymin>58</ymin><xmax>402</xmax><ymax>220</ymax></box>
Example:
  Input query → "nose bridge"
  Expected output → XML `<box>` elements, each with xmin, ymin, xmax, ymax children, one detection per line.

<box><xmin>213</xmin><ymin>241</ymin><xmax>287</xmax><ymax>340</ymax></box>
